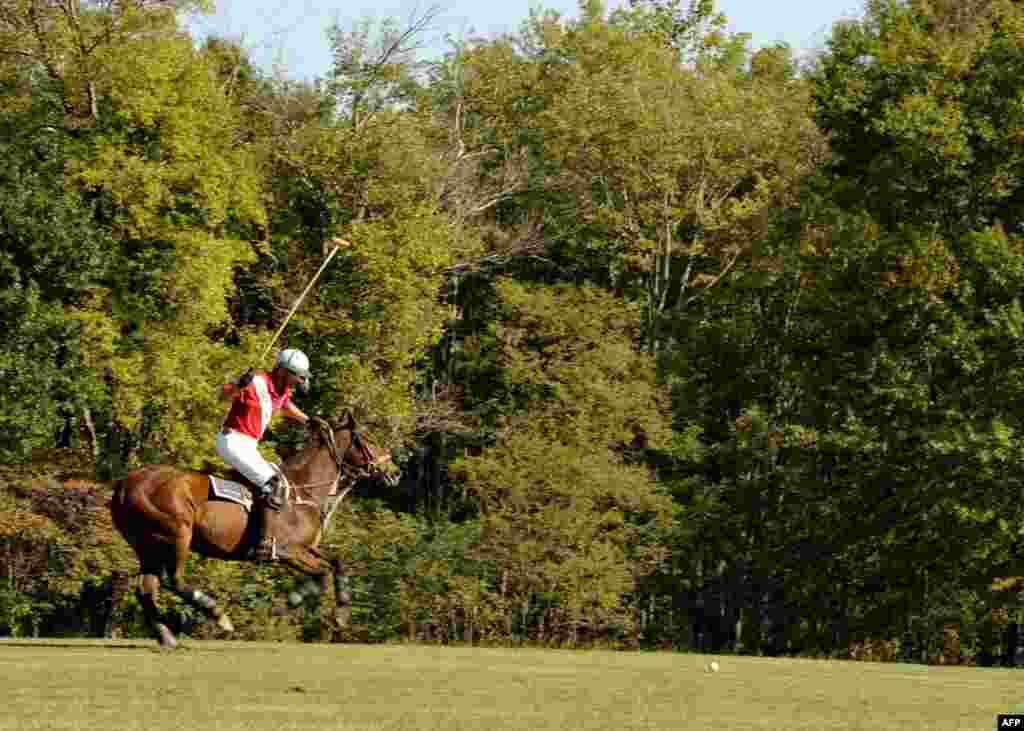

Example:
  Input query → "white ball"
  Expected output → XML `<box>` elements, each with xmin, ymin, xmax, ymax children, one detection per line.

<box><xmin>709</xmin><ymin>661</ymin><xmax>720</xmax><ymax>673</ymax></box>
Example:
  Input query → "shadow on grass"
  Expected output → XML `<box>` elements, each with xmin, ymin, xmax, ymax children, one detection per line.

<box><xmin>0</xmin><ymin>639</ymin><xmax>166</xmax><ymax>651</ymax></box>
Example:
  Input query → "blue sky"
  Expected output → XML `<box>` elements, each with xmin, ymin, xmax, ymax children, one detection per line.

<box><xmin>187</xmin><ymin>0</ymin><xmax>866</xmax><ymax>81</ymax></box>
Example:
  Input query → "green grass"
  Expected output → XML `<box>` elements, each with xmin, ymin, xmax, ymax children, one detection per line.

<box><xmin>0</xmin><ymin>639</ymin><xmax>1018</xmax><ymax>730</ymax></box>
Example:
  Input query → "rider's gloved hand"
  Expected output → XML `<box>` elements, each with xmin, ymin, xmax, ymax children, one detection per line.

<box><xmin>308</xmin><ymin>416</ymin><xmax>332</xmax><ymax>433</ymax></box>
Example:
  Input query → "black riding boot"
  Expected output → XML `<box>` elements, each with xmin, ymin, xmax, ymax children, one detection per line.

<box><xmin>252</xmin><ymin>476</ymin><xmax>286</xmax><ymax>561</ymax></box>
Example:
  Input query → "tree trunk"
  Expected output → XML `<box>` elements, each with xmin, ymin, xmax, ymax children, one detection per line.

<box><xmin>431</xmin><ymin>440</ymin><xmax>443</xmax><ymax>519</ymax></box>
<box><xmin>81</xmin><ymin>407</ymin><xmax>99</xmax><ymax>462</ymax></box>
<box><xmin>1002</xmin><ymin>621</ymin><xmax>1019</xmax><ymax>668</ymax></box>
<box><xmin>748</xmin><ymin>585</ymin><xmax>763</xmax><ymax>656</ymax></box>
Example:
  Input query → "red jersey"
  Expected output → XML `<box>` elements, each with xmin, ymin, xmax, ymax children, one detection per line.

<box><xmin>222</xmin><ymin>372</ymin><xmax>293</xmax><ymax>440</ymax></box>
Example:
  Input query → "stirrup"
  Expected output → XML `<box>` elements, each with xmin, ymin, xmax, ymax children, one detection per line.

<box><xmin>252</xmin><ymin>537</ymin><xmax>276</xmax><ymax>561</ymax></box>
<box><xmin>263</xmin><ymin>492</ymin><xmax>284</xmax><ymax>511</ymax></box>
<box><xmin>252</xmin><ymin>537</ymin><xmax>287</xmax><ymax>562</ymax></box>
<box><xmin>256</xmin><ymin>479</ymin><xmax>283</xmax><ymax>510</ymax></box>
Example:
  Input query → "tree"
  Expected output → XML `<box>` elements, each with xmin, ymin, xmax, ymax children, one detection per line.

<box><xmin>645</xmin><ymin>0</ymin><xmax>1024</xmax><ymax>656</ymax></box>
<box><xmin>813</xmin><ymin>0</ymin><xmax>1024</xmax><ymax>235</ymax></box>
<box><xmin>326</xmin><ymin>6</ymin><xmax>440</xmax><ymax>131</ymax></box>
<box><xmin>454</xmin><ymin>4</ymin><xmax>823</xmax><ymax>350</ymax></box>
<box><xmin>454</xmin><ymin>280</ymin><xmax>674</xmax><ymax>644</ymax></box>
<box><xmin>0</xmin><ymin>68</ymin><xmax>114</xmax><ymax>461</ymax></box>
<box><xmin>0</xmin><ymin>1</ymin><xmax>213</xmax><ymax>126</ymax></box>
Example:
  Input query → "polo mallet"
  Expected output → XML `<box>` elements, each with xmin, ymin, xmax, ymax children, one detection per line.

<box><xmin>258</xmin><ymin>238</ymin><xmax>350</xmax><ymax>366</ymax></box>
<box><xmin>233</xmin><ymin>238</ymin><xmax>351</xmax><ymax>390</ymax></box>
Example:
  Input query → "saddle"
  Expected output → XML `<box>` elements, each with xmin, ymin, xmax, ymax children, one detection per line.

<box><xmin>202</xmin><ymin>465</ymin><xmax>290</xmax><ymax>513</ymax></box>
<box><xmin>208</xmin><ymin>474</ymin><xmax>255</xmax><ymax>512</ymax></box>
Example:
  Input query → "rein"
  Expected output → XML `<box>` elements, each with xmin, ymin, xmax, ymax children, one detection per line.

<box><xmin>286</xmin><ymin>428</ymin><xmax>367</xmax><ymax>494</ymax></box>
<box><xmin>284</xmin><ymin>427</ymin><xmax>382</xmax><ymax>539</ymax></box>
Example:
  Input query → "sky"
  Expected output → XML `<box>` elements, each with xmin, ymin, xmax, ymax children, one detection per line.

<box><xmin>185</xmin><ymin>0</ymin><xmax>868</xmax><ymax>81</ymax></box>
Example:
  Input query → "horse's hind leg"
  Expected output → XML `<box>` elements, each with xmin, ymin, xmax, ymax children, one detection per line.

<box><xmin>165</xmin><ymin>526</ymin><xmax>235</xmax><ymax>634</ymax></box>
<box><xmin>137</xmin><ymin>551</ymin><xmax>178</xmax><ymax>649</ymax></box>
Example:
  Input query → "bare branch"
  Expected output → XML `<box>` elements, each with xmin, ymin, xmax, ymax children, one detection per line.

<box><xmin>331</xmin><ymin>3</ymin><xmax>442</xmax><ymax>129</ymax></box>
<box><xmin>414</xmin><ymin>384</ymin><xmax>473</xmax><ymax>435</ymax></box>
<box><xmin>467</xmin><ymin>194</ymin><xmax>515</xmax><ymax>216</ymax></box>
<box><xmin>57</xmin><ymin>0</ymin><xmax>99</xmax><ymax>120</ymax></box>
<box><xmin>0</xmin><ymin>48</ymin><xmax>43</xmax><ymax>62</ymax></box>
<box><xmin>454</xmin><ymin>99</ymin><xmax>466</xmax><ymax>159</ymax></box>
<box><xmin>442</xmin><ymin>223</ymin><xmax>550</xmax><ymax>276</ymax></box>
<box><xmin>373</xmin><ymin>3</ymin><xmax>437</xmax><ymax>66</ymax></box>
<box><xmin>682</xmin><ymin>247</ymin><xmax>745</xmax><ymax>307</ymax></box>
<box><xmin>25</xmin><ymin>0</ymin><xmax>67</xmax><ymax>89</ymax></box>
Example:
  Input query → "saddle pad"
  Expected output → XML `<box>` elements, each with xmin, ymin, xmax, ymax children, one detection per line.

<box><xmin>209</xmin><ymin>475</ymin><xmax>254</xmax><ymax>512</ymax></box>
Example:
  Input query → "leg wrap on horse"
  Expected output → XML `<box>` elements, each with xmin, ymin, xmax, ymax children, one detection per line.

<box><xmin>333</xmin><ymin>559</ymin><xmax>352</xmax><ymax>607</ymax></box>
<box><xmin>287</xmin><ymin>579</ymin><xmax>322</xmax><ymax>608</ymax></box>
<box><xmin>188</xmin><ymin>589</ymin><xmax>218</xmax><ymax>614</ymax></box>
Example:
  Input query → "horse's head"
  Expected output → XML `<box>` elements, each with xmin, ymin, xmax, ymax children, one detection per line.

<box><xmin>309</xmin><ymin>411</ymin><xmax>400</xmax><ymax>489</ymax></box>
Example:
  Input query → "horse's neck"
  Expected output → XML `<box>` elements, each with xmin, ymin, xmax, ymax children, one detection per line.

<box><xmin>282</xmin><ymin>444</ymin><xmax>339</xmax><ymax>501</ymax></box>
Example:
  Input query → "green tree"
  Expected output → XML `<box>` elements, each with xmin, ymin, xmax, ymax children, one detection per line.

<box><xmin>813</xmin><ymin>0</ymin><xmax>1024</xmax><ymax>234</ymax></box>
<box><xmin>454</xmin><ymin>281</ymin><xmax>675</xmax><ymax>644</ymax></box>
<box><xmin>0</xmin><ymin>69</ymin><xmax>114</xmax><ymax>461</ymax></box>
<box><xmin>2</xmin><ymin>2</ymin><xmax>268</xmax><ymax>467</ymax></box>
<box><xmin>645</xmin><ymin>0</ymin><xmax>1024</xmax><ymax>658</ymax></box>
<box><xmin>0</xmin><ymin>1</ymin><xmax>213</xmax><ymax>126</ymax></box>
<box><xmin>71</xmin><ymin>31</ymin><xmax>266</xmax><ymax>466</ymax></box>
<box><xmin>455</xmin><ymin>3</ymin><xmax>822</xmax><ymax>351</ymax></box>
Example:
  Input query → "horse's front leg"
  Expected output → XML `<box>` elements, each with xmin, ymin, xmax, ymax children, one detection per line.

<box><xmin>274</xmin><ymin>549</ymin><xmax>355</xmax><ymax>640</ymax></box>
<box><xmin>272</xmin><ymin>549</ymin><xmax>330</xmax><ymax>616</ymax></box>
<box><xmin>278</xmin><ymin>575</ymin><xmax>328</xmax><ymax>615</ymax></box>
<box><xmin>280</xmin><ymin>556</ymin><xmax>351</xmax><ymax>631</ymax></box>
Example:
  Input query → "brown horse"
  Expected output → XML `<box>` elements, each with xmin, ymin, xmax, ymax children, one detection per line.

<box><xmin>110</xmin><ymin>413</ymin><xmax>399</xmax><ymax>648</ymax></box>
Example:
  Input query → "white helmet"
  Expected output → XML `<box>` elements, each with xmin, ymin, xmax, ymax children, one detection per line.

<box><xmin>276</xmin><ymin>348</ymin><xmax>310</xmax><ymax>379</ymax></box>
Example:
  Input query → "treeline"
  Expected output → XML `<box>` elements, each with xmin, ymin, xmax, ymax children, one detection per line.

<box><xmin>3</xmin><ymin>0</ymin><xmax>1024</xmax><ymax>664</ymax></box>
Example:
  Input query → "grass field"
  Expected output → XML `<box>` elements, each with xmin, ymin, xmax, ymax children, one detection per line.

<box><xmin>0</xmin><ymin>639</ymin><xmax>1019</xmax><ymax>731</ymax></box>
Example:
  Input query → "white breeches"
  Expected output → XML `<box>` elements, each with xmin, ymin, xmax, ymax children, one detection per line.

<box><xmin>215</xmin><ymin>430</ymin><xmax>276</xmax><ymax>487</ymax></box>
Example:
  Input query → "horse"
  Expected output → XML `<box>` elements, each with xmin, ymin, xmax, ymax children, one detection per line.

<box><xmin>109</xmin><ymin>413</ymin><xmax>400</xmax><ymax>649</ymax></box>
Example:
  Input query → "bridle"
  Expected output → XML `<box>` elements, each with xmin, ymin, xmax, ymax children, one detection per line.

<box><xmin>289</xmin><ymin>425</ymin><xmax>394</xmax><ymax>500</ymax></box>
<box><xmin>283</xmin><ymin>425</ymin><xmax>396</xmax><ymax>537</ymax></box>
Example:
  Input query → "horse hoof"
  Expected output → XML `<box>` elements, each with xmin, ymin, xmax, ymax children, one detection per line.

<box><xmin>217</xmin><ymin>614</ymin><xmax>235</xmax><ymax>633</ymax></box>
<box><xmin>156</xmin><ymin>624</ymin><xmax>178</xmax><ymax>650</ymax></box>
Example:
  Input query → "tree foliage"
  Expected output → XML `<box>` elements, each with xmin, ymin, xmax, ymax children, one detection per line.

<box><xmin>5</xmin><ymin>0</ymin><xmax>1024</xmax><ymax>659</ymax></box>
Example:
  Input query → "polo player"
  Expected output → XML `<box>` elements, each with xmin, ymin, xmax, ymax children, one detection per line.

<box><xmin>217</xmin><ymin>348</ymin><xmax>319</xmax><ymax>561</ymax></box>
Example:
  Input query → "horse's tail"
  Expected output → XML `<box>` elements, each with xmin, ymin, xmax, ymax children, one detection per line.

<box><xmin>109</xmin><ymin>478</ymin><xmax>128</xmax><ymax>532</ymax></box>
<box><xmin>110</xmin><ymin>478</ymin><xmax>125</xmax><ymax>505</ymax></box>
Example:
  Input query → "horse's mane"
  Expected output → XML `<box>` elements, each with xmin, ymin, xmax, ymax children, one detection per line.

<box><xmin>281</xmin><ymin>411</ymin><xmax>359</xmax><ymax>473</ymax></box>
<box><xmin>282</xmin><ymin>429</ymin><xmax>345</xmax><ymax>471</ymax></box>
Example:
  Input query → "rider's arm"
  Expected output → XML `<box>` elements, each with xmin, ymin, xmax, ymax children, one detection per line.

<box><xmin>219</xmin><ymin>369</ymin><xmax>254</xmax><ymax>402</ymax></box>
<box><xmin>281</xmin><ymin>400</ymin><xmax>309</xmax><ymax>425</ymax></box>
